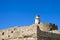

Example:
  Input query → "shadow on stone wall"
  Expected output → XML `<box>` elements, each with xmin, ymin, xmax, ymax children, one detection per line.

<box><xmin>37</xmin><ymin>25</ymin><xmax>60</xmax><ymax>40</ymax></box>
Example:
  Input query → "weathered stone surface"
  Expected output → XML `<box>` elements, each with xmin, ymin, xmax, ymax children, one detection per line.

<box><xmin>0</xmin><ymin>24</ymin><xmax>60</xmax><ymax>40</ymax></box>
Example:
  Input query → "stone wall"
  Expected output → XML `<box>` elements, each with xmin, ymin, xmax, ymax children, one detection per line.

<box><xmin>38</xmin><ymin>23</ymin><xmax>58</xmax><ymax>31</ymax></box>
<box><xmin>0</xmin><ymin>24</ymin><xmax>60</xmax><ymax>40</ymax></box>
<box><xmin>37</xmin><ymin>25</ymin><xmax>60</xmax><ymax>40</ymax></box>
<box><xmin>0</xmin><ymin>24</ymin><xmax>37</xmax><ymax>40</ymax></box>
<box><xmin>38</xmin><ymin>23</ymin><xmax>51</xmax><ymax>31</ymax></box>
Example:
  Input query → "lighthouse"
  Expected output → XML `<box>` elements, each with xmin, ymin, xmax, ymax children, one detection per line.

<box><xmin>35</xmin><ymin>15</ymin><xmax>40</xmax><ymax>24</ymax></box>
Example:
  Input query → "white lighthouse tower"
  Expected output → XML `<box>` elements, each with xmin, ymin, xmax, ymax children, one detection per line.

<box><xmin>35</xmin><ymin>15</ymin><xmax>40</xmax><ymax>24</ymax></box>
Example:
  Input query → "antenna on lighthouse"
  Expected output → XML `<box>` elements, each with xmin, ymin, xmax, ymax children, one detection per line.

<box><xmin>35</xmin><ymin>15</ymin><xmax>40</xmax><ymax>24</ymax></box>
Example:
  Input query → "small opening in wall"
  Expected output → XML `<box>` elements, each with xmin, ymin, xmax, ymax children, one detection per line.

<box><xmin>2</xmin><ymin>32</ymin><xmax>4</xmax><ymax>35</ymax></box>
<box><xmin>24</xmin><ymin>36</ymin><xmax>32</xmax><ymax>38</ymax></box>
<box><xmin>50</xmin><ymin>28</ymin><xmax>52</xmax><ymax>31</ymax></box>
<box><xmin>11</xmin><ymin>31</ymin><xmax>13</xmax><ymax>33</ymax></box>
<box><xmin>2</xmin><ymin>39</ymin><xmax>4</xmax><ymax>40</ymax></box>
<box><xmin>8</xmin><ymin>35</ymin><xmax>10</xmax><ymax>37</ymax></box>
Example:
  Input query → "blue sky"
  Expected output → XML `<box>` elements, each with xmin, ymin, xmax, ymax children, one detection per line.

<box><xmin>0</xmin><ymin>0</ymin><xmax>60</xmax><ymax>30</ymax></box>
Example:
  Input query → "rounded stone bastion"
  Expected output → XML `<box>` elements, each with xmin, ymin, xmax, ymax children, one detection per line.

<box><xmin>37</xmin><ymin>23</ymin><xmax>58</xmax><ymax>31</ymax></box>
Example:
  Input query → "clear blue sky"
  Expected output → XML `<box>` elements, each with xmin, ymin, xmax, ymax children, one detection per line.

<box><xmin>0</xmin><ymin>0</ymin><xmax>60</xmax><ymax>30</ymax></box>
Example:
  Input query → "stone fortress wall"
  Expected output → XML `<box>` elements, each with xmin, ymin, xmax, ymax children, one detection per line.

<box><xmin>0</xmin><ymin>24</ymin><xmax>37</xmax><ymax>40</ymax></box>
<box><xmin>38</xmin><ymin>23</ymin><xmax>58</xmax><ymax>31</ymax></box>
<box><xmin>0</xmin><ymin>24</ymin><xmax>60</xmax><ymax>40</ymax></box>
<box><xmin>37</xmin><ymin>24</ymin><xmax>60</xmax><ymax>40</ymax></box>
<box><xmin>0</xmin><ymin>15</ymin><xmax>60</xmax><ymax>40</ymax></box>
